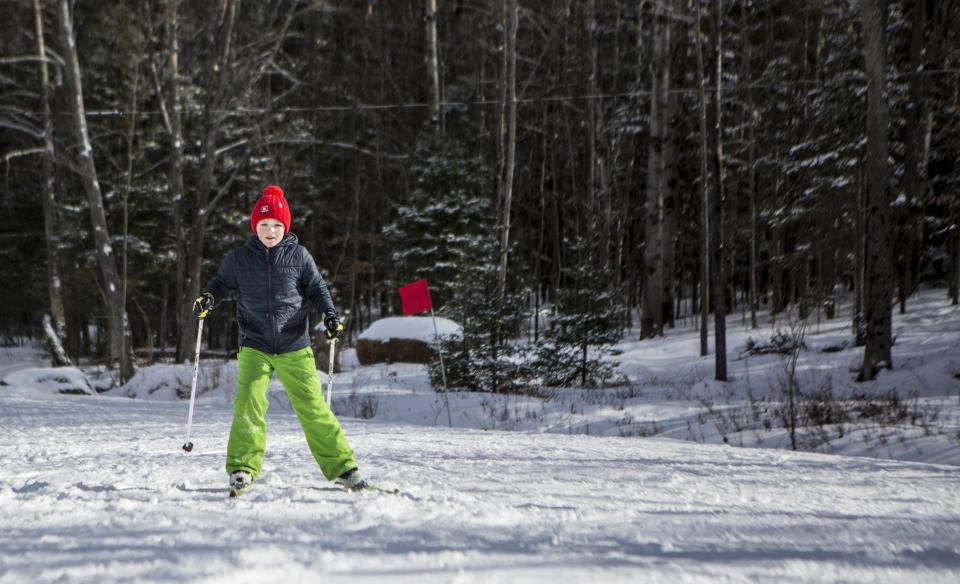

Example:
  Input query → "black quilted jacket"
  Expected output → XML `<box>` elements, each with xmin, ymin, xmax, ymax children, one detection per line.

<box><xmin>203</xmin><ymin>234</ymin><xmax>336</xmax><ymax>354</ymax></box>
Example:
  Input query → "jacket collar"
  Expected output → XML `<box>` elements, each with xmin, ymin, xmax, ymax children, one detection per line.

<box><xmin>245</xmin><ymin>233</ymin><xmax>298</xmax><ymax>253</ymax></box>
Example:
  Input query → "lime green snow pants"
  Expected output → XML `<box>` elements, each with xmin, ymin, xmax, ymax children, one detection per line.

<box><xmin>226</xmin><ymin>346</ymin><xmax>356</xmax><ymax>481</ymax></box>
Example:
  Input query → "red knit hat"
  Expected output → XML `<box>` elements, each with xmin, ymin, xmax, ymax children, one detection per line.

<box><xmin>250</xmin><ymin>185</ymin><xmax>291</xmax><ymax>234</ymax></box>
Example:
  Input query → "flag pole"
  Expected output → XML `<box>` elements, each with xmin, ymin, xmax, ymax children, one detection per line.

<box><xmin>430</xmin><ymin>306</ymin><xmax>453</xmax><ymax>428</ymax></box>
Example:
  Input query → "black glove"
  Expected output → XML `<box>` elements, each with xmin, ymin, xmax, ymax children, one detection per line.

<box><xmin>323</xmin><ymin>313</ymin><xmax>344</xmax><ymax>340</ymax></box>
<box><xmin>193</xmin><ymin>292</ymin><xmax>214</xmax><ymax>317</ymax></box>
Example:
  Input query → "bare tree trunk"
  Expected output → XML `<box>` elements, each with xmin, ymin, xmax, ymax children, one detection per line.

<box><xmin>57</xmin><ymin>0</ymin><xmax>135</xmax><ymax>382</ymax></box>
<box><xmin>798</xmin><ymin>257</ymin><xmax>810</xmax><ymax>320</ymax></box>
<box><xmin>585</xmin><ymin>0</ymin><xmax>600</xmax><ymax>251</ymax></box>
<box><xmin>859</xmin><ymin>0</ymin><xmax>894</xmax><ymax>380</ymax></box>
<box><xmin>496</xmin><ymin>0</ymin><xmax>518</xmax><ymax>317</ymax></box>
<box><xmin>821</xmin><ymin>233</ymin><xmax>838</xmax><ymax>319</ymax></box>
<box><xmin>347</xmin><ymin>174</ymin><xmax>360</xmax><ymax>344</ymax></box>
<box><xmin>535</xmin><ymin>106</ymin><xmax>549</xmax><ymax>342</ymax></box>
<box><xmin>161</xmin><ymin>0</ymin><xmax>189</xmax><ymax>361</ymax></box>
<box><xmin>742</xmin><ymin>5</ymin><xmax>759</xmax><ymax>330</ymax></box>
<box><xmin>661</xmin><ymin>89</ymin><xmax>678</xmax><ymax>330</ymax></box>
<box><xmin>549</xmin><ymin>137</ymin><xmax>563</xmax><ymax>305</ymax></box>
<box><xmin>950</xmin><ymin>217</ymin><xmax>959</xmax><ymax>305</ymax></box>
<box><xmin>854</xmin><ymin>164</ymin><xmax>867</xmax><ymax>340</ymax></box>
<box><xmin>176</xmin><ymin>0</ymin><xmax>239</xmax><ymax>362</ymax></box>
<box><xmin>133</xmin><ymin>300</ymin><xmax>155</xmax><ymax>364</ymax></box>
<box><xmin>950</xmin><ymin>34</ymin><xmax>960</xmax><ymax>307</ymax></box>
<box><xmin>33</xmin><ymin>0</ymin><xmax>70</xmax><ymax>365</ymax></box>
<box><xmin>491</xmin><ymin>0</ymin><xmax>517</xmax><ymax>393</ymax></box>
<box><xmin>902</xmin><ymin>0</ymin><xmax>927</xmax><ymax>304</ymax></box>
<box><xmin>641</xmin><ymin>6</ymin><xmax>668</xmax><ymax>339</ymax></box>
<box><xmin>425</xmin><ymin>0</ymin><xmax>441</xmax><ymax>128</ymax></box>
<box><xmin>771</xmin><ymin>229</ymin><xmax>784</xmax><ymax>316</ymax></box>
<box><xmin>120</xmin><ymin>12</ymin><xmax>142</xmax><ymax>378</ymax></box>
<box><xmin>710</xmin><ymin>0</ymin><xmax>727</xmax><ymax>382</ymax></box>
<box><xmin>748</xmin><ymin>107</ymin><xmax>759</xmax><ymax>330</ymax></box>
<box><xmin>695</xmin><ymin>0</ymin><xmax>710</xmax><ymax>357</ymax></box>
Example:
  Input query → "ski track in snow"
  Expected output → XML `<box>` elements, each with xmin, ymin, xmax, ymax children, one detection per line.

<box><xmin>1</xmin><ymin>396</ymin><xmax>959</xmax><ymax>583</ymax></box>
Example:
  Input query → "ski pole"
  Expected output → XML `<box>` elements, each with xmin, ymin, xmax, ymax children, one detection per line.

<box><xmin>325</xmin><ymin>337</ymin><xmax>336</xmax><ymax>405</ymax></box>
<box><xmin>182</xmin><ymin>311</ymin><xmax>207</xmax><ymax>453</ymax></box>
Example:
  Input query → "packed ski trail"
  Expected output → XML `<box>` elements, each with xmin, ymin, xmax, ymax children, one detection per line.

<box><xmin>1</xmin><ymin>396</ymin><xmax>958</xmax><ymax>583</ymax></box>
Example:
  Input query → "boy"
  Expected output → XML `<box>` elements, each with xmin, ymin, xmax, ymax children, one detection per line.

<box><xmin>193</xmin><ymin>184</ymin><xmax>368</xmax><ymax>494</ymax></box>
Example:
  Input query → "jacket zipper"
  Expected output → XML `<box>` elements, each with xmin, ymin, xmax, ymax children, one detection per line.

<box><xmin>266</xmin><ymin>246</ymin><xmax>276</xmax><ymax>353</ymax></box>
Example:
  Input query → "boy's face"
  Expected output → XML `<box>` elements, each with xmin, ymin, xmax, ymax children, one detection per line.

<box><xmin>256</xmin><ymin>219</ymin><xmax>285</xmax><ymax>248</ymax></box>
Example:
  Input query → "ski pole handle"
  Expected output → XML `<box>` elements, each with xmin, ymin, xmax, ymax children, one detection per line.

<box><xmin>325</xmin><ymin>337</ymin><xmax>336</xmax><ymax>405</ymax></box>
<box><xmin>182</xmin><ymin>315</ymin><xmax>205</xmax><ymax>452</ymax></box>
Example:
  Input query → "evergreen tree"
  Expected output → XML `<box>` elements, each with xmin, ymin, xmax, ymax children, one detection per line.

<box><xmin>387</xmin><ymin>132</ymin><xmax>527</xmax><ymax>393</ymax></box>
<box><xmin>431</xmin><ymin>242</ymin><xmax>525</xmax><ymax>393</ymax></box>
<box><xmin>533</xmin><ymin>239</ymin><xmax>625</xmax><ymax>389</ymax></box>
<box><xmin>383</xmin><ymin>133</ymin><xmax>491</xmax><ymax>308</ymax></box>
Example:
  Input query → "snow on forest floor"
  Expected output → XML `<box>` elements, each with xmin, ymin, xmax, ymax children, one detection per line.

<box><xmin>336</xmin><ymin>288</ymin><xmax>960</xmax><ymax>466</ymax></box>
<box><xmin>116</xmin><ymin>288</ymin><xmax>956</xmax><ymax>466</ymax></box>
<box><xmin>1</xmin><ymin>396</ymin><xmax>959</xmax><ymax>583</ymax></box>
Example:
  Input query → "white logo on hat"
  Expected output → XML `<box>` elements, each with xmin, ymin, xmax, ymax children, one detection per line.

<box><xmin>278</xmin><ymin>202</ymin><xmax>283</xmax><ymax>207</ymax></box>
<box><xmin>261</xmin><ymin>205</ymin><xmax>269</xmax><ymax>213</ymax></box>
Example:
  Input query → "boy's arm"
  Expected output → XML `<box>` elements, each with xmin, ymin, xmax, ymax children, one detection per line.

<box><xmin>300</xmin><ymin>249</ymin><xmax>337</xmax><ymax>317</ymax></box>
<box><xmin>202</xmin><ymin>252</ymin><xmax>238</xmax><ymax>310</ymax></box>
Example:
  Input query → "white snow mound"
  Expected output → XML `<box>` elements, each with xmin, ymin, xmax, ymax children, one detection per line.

<box><xmin>357</xmin><ymin>316</ymin><xmax>462</xmax><ymax>343</ymax></box>
<box><xmin>1</xmin><ymin>367</ymin><xmax>97</xmax><ymax>397</ymax></box>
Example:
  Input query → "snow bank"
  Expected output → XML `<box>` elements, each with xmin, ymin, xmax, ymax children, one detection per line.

<box><xmin>113</xmin><ymin>364</ymin><xmax>195</xmax><ymax>401</ymax></box>
<box><xmin>357</xmin><ymin>316</ymin><xmax>462</xmax><ymax>343</ymax></box>
<box><xmin>0</xmin><ymin>367</ymin><xmax>97</xmax><ymax>397</ymax></box>
<box><xmin>110</xmin><ymin>361</ymin><xmax>238</xmax><ymax>402</ymax></box>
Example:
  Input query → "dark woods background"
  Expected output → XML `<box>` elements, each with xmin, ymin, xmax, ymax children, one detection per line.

<box><xmin>1</xmin><ymin>1</ymin><xmax>958</xmax><ymax>389</ymax></box>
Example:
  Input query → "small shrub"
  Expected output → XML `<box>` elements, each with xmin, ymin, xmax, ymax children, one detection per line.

<box><xmin>741</xmin><ymin>330</ymin><xmax>807</xmax><ymax>358</ymax></box>
<box><xmin>851</xmin><ymin>390</ymin><xmax>908</xmax><ymax>424</ymax></box>
<box><xmin>804</xmin><ymin>386</ymin><xmax>847</xmax><ymax>427</ymax></box>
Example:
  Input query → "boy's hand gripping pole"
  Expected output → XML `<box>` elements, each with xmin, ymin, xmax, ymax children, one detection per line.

<box><xmin>325</xmin><ymin>338</ymin><xmax>336</xmax><ymax>405</ymax></box>
<box><xmin>182</xmin><ymin>311</ymin><xmax>207</xmax><ymax>452</ymax></box>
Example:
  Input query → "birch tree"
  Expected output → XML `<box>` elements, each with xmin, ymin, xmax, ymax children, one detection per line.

<box><xmin>57</xmin><ymin>0</ymin><xmax>135</xmax><ymax>381</ymax></box>
<box><xmin>33</xmin><ymin>0</ymin><xmax>69</xmax><ymax>365</ymax></box>
<box><xmin>495</xmin><ymin>0</ymin><xmax>518</xmax><ymax>342</ymax></box>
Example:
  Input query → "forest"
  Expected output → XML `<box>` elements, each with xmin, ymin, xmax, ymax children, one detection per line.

<box><xmin>1</xmin><ymin>0</ymin><xmax>958</xmax><ymax>390</ymax></box>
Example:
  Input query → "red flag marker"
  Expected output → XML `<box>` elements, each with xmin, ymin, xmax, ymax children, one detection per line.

<box><xmin>397</xmin><ymin>277</ymin><xmax>451</xmax><ymax>426</ymax></box>
<box><xmin>398</xmin><ymin>278</ymin><xmax>433</xmax><ymax>316</ymax></box>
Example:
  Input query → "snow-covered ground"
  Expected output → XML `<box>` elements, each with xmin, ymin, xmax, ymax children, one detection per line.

<box><xmin>2</xmin><ymin>289</ymin><xmax>960</xmax><ymax>582</ymax></box>
<box><xmin>2</xmin><ymin>396</ymin><xmax>959</xmax><ymax>583</ymax></box>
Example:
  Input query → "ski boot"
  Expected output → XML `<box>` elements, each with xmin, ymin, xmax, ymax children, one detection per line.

<box><xmin>334</xmin><ymin>468</ymin><xmax>370</xmax><ymax>491</ymax></box>
<box><xmin>228</xmin><ymin>470</ymin><xmax>252</xmax><ymax>498</ymax></box>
